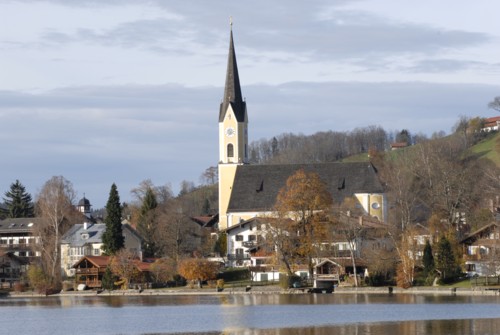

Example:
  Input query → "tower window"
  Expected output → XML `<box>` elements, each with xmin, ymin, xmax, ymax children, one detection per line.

<box><xmin>227</xmin><ymin>144</ymin><xmax>234</xmax><ymax>157</ymax></box>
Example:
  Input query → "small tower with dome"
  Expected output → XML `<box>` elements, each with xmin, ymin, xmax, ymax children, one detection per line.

<box><xmin>77</xmin><ymin>195</ymin><xmax>92</xmax><ymax>218</ymax></box>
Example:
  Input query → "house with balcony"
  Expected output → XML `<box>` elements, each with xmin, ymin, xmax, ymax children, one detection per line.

<box><xmin>224</xmin><ymin>218</ymin><xmax>265</xmax><ymax>267</ymax></box>
<box><xmin>460</xmin><ymin>222</ymin><xmax>500</xmax><ymax>276</ymax></box>
<box><xmin>60</xmin><ymin>222</ymin><xmax>143</xmax><ymax>278</ymax></box>
<box><xmin>0</xmin><ymin>217</ymin><xmax>44</xmax><ymax>285</ymax></box>
<box><xmin>72</xmin><ymin>255</ymin><xmax>154</xmax><ymax>289</ymax></box>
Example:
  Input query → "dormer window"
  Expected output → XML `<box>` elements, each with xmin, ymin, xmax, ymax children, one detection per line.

<box><xmin>81</xmin><ymin>233</ymin><xmax>89</xmax><ymax>240</ymax></box>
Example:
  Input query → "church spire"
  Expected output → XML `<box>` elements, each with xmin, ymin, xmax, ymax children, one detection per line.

<box><xmin>219</xmin><ymin>20</ymin><xmax>246</xmax><ymax>122</ymax></box>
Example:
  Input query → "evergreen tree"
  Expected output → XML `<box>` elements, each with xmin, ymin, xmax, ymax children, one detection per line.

<box><xmin>102</xmin><ymin>183</ymin><xmax>124</xmax><ymax>255</ymax></box>
<box><xmin>435</xmin><ymin>236</ymin><xmax>458</xmax><ymax>283</ymax></box>
<box><xmin>2</xmin><ymin>180</ymin><xmax>34</xmax><ymax>218</ymax></box>
<box><xmin>201</xmin><ymin>198</ymin><xmax>210</xmax><ymax>215</ymax></box>
<box><xmin>101</xmin><ymin>266</ymin><xmax>116</xmax><ymax>290</ymax></box>
<box><xmin>422</xmin><ymin>240</ymin><xmax>435</xmax><ymax>276</ymax></box>
<box><xmin>137</xmin><ymin>187</ymin><xmax>158</xmax><ymax>257</ymax></box>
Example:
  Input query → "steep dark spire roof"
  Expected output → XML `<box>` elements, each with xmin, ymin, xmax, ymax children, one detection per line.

<box><xmin>219</xmin><ymin>27</ymin><xmax>247</xmax><ymax>122</ymax></box>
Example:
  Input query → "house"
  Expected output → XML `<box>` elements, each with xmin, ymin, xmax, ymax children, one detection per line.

<box><xmin>60</xmin><ymin>222</ymin><xmax>143</xmax><ymax>278</ymax></box>
<box><xmin>224</xmin><ymin>217</ymin><xmax>266</xmax><ymax>268</ymax></box>
<box><xmin>390</xmin><ymin>142</ymin><xmax>408</xmax><ymax>150</ymax></box>
<box><xmin>0</xmin><ymin>217</ymin><xmax>42</xmax><ymax>262</ymax></box>
<box><xmin>482</xmin><ymin>116</ymin><xmax>500</xmax><ymax>132</ymax></box>
<box><xmin>224</xmin><ymin>213</ymin><xmax>392</xmax><ymax>286</ymax></box>
<box><xmin>72</xmin><ymin>255</ymin><xmax>154</xmax><ymax>289</ymax></box>
<box><xmin>460</xmin><ymin>222</ymin><xmax>500</xmax><ymax>276</ymax></box>
<box><xmin>217</xmin><ymin>26</ymin><xmax>387</xmax><ymax>231</ymax></box>
<box><xmin>0</xmin><ymin>251</ymin><xmax>27</xmax><ymax>287</ymax></box>
<box><xmin>313</xmin><ymin>259</ymin><xmax>343</xmax><ymax>289</ymax></box>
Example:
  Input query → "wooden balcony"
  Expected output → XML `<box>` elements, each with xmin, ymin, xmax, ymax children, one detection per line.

<box><xmin>75</xmin><ymin>268</ymin><xmax>99</xmax><ymax>275</ymax></box>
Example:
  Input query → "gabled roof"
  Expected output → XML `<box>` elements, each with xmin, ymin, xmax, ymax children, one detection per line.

<box><xmin>61</xmin><ymin>223</ymin><xmax>143</xmax><ymax>246</ymax></box>
<box><xmin>227</xmin><ymin>162</ymin><xmax>384</xmax><ymax>213</ymax></box>
<box><xmin>73</xmin><ymin>255</ymin><xmax>111</xmax><ymax>269</ymax></box>
<box><xmin>219</xmin><ymin>28</ymin><xmax>246</xmax><ymax>123</ymax></box>
<box><xmin>460</xmin><ymin>222</ymin><xmax>499</xmax><ymax>244</ymax></box>
<box><xmin>191</xmin><ymin>214</ymin><xmax>219</xmax><ymax>228</ymax></box>
<box><xmin>61</xmin><ymin>223</ymin><xmax>106</xmax><ymax>246</ymax></box>
<box><xmin>72</xmin><ymin>255</ymin><xmax>154</xmax><ymax>272</ymax></box>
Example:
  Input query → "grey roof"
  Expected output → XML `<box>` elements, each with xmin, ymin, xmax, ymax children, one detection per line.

<box><xmin>227</xmin><ymin>162</ymin><xmax>384</xmax><ymax>213</ymax></box>
<box><xmin>219</xmin><ymin>29</ymin><xmax>246</xmax><ymax>123</ymax></box>
<box><xmin>61</xmin><ymin>223</ymin><xmax>143</xmax><ymax>247</ymax></box>
<box><xmin>0</xmin><ymin>217</ymin><xmax>43</xmax><ymax>233</ymax></box>
<box><xmin>61</xmin><ymin>223</ymin><xmax>106</xmax><ymax>247</ymax></box>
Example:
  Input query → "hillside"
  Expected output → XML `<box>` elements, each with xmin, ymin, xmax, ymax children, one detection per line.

<box><xmin>469</xmin><ymin>132</ymin><xmax>500</xmax><ymax>167</ymax></box>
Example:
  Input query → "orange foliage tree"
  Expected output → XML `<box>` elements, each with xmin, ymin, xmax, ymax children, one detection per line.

<box><xmin>109</xmin><ymin>249</ymin><xmax>140</xmax><ymax>289</ymax></box>
<box><xmin>149</xmin><ymin>257</ymin><xmax>176</xmax><ymax>284</ymax></box>
<box><xmin>273</xmin><ymin>169</ymin><xmax>332</xmax><ymax>277</ymax></box>
<box><xmin>177</xmin><ymin>258</ymin><xmax>219</xmax><ymax>288</ymax></box>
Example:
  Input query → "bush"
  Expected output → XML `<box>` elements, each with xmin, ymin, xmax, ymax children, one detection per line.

<box><xmin>217</xmin><ymin>268</ymin><xmax>250</xmax><ymax>282</ymax></box>
<box><xmin>279</xmin><ymin>274</ymin><xmax>301</xmax><ymax>289</ymax></box>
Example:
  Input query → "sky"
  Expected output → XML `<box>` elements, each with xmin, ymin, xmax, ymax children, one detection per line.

<box><xmin>1</xmin><ymin>0</ymin><xmax>499</xmax><ymax>208</ymax></box>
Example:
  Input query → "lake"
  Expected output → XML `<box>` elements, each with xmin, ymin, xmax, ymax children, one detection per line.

<box><xmin>1</xmin><ymin>293</ymin><xmax>500</xmax><ymax>334</ymax></box>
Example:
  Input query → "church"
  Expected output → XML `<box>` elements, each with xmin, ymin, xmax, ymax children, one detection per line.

<box><xmin>217</xmin><ymin>26</ymin><xmax>386</xmax><ymax>231</ymax></box>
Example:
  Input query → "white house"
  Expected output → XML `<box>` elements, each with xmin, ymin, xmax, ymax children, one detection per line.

<box><xmin>60</xmin><ymin>222</ymin><xmax>143</xmax><ymax>278</ymax></box>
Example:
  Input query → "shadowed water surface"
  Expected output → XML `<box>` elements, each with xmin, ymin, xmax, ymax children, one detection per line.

<box><xmin>1</xmin><ymin>293</ymin><xmax>499</xmax><ymax>334</ymax></box>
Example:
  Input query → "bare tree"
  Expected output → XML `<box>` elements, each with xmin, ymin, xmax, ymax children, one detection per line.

<box><xmin>35</xmin><ymin>176</ymin><xmax>77</xmax><ymax>284</ymax></box>
<box><xmin>200</xmin><ymin>166</ymin><xmax>218</xmax><ymax>185</ymax></box>
<box><xmin>488</xmin><ymin>96</ymin><xmax>500</xmax><ymax>112</ymax></box>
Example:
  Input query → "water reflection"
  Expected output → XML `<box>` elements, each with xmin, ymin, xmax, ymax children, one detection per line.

<box><xmin>1</xmin><ymin>294</ymin><xmax>500</xmax><ymax>335</ymax></box>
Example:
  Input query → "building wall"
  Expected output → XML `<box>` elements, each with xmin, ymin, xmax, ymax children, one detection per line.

<box><xmin>354</xmin><ymin>193</ymin><xmax>386</xmax><ymax>222</ymax></box>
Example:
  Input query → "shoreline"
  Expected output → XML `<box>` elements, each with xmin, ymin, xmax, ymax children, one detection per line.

<box><xmin>5</xmin><ymin>285</ymin><xmax>500</xmax><ymax>298</ymax></box>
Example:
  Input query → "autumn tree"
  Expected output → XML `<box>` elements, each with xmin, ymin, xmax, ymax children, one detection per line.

<box><xmin>149</xmin><ymin>257</ymin><xmax>176</xmax><ymax>284</ymax></box>
<box><xmin>393</xmin><ymin>226</ymin><xmax>420</xmax><ymax>288</ymax></box>
<box><xmin>2</xmin><ymin>180</ymin><xmax>34</xmax><ymax>218</ymax></box>
<box><xmin>27</xmin><ymin>264</ymin><xmax>50</xmax><ymax>293</ymax></box>
<box><xmin>137</xmin><ymin>187</ymin><xmax>159</xmax><ymax>257</ymax></box>
<box><xmin>177</xmin><ymin>258</ymin><xmax>219</xmax><ymax>288</ymax></box>
<box><xmin>109</xmin><ymin>249</ymin><xmax>140</xmax><ymax>289</ymax></box>
<box><xmin>35</xmin><ymin>176</ymin><xmax>77</xmax><ymax>285</ymax></box>
<box><xmin>272</xmin><ymin>169</ymin><xmax>332</xmax><ymax>277</ymax></box>
<box><xmin>102</xmin><ymin>183</ymin><xmax>124</xmax><ymax>255</ymax></box>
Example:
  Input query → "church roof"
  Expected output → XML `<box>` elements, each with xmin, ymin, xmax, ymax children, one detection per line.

<box><xmin>219</xmin><ymin>28</ymin><xmax>246</xmax><ymax>123</ymax></box>
<box><xmin>227</xmin><ymin>162</ymin><xmax>384</xmax><ymax>213</ymax></box>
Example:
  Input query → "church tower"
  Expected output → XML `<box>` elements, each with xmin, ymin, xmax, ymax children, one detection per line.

<box><xmin>218</xmin><ymin>23</ymin><xmax>248</xmax><ymax>230</ymax></box>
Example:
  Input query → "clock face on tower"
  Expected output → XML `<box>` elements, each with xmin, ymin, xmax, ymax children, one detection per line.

<box><xmin>225</xmin><ymin>127</ymin><xmax>235</xmax><ymax>137</ymax></box>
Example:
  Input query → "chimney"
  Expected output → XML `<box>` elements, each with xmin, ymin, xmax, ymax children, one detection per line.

<box><xmin>83</xmin><ymin>222</ymin><xmax>88</xmax><ymax>230</ymax></box>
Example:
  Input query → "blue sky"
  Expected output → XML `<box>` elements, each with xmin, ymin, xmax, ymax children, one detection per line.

<box><xmin>1</xmin><ymin>0</ymin><xmax>499</xmax><ymax>208</ymax></box>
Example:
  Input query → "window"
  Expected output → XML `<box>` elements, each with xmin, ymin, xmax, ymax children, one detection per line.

<box><xmin>93</xmin><ymin>248</ymin><xmax>100</xmax><ymax>256</ymax></box>
<box><xmin>227</xmin><ymin>144</ymin><xmax>234</xmax><ymax>158</ymax></box>
<box><xmin>235</xmin><ymin>235</ymin><xmax>243</xmax><ymax>241</ymax></box>
<box><xmin>248</xmin><ymin>235</ymin><xmax>256</xmax><ymax>241</ymax></box>
<box><xmin>235</xmin><ymin>248</ymin><xmax>244</xmax><ymax>255</ymax></box>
